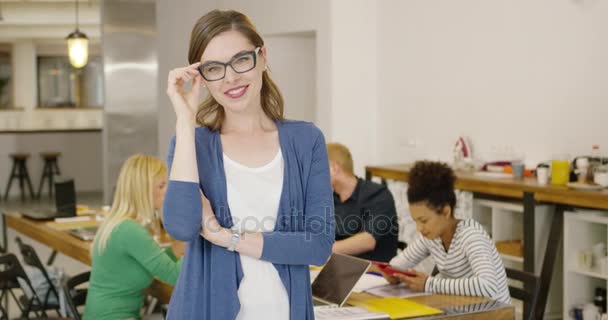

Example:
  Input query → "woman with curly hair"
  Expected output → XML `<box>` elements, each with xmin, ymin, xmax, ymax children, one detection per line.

<box><xmin>385</xmin><ymin>161</ymin><xmax>510</xmax><ymax>303</ymax></box>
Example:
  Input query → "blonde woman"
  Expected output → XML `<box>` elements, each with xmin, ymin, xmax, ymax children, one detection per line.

<box><xmin>84</xmin><ymin>154</ymin><xmax>182</xmax><ymax>320</ymax></box>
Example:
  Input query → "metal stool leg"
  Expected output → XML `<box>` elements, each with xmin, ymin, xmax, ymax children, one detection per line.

<box><xmin>37</xmin><ymin>162</ymin><xmax>49</xmax><ymax>199</ymax></box>
<box><xmin>3</xmin><ymin>162</ymin><xmax>17</xmax><ymax>200</ymax></box>
<box><xmin>19</xmin><ymin>161</ymin><xmax>35</xmax><ymax>200</ymax></box>
<box><xmin>17</xmin><ymin>161</ymin><xmax>26</xmax><ymax>202</ymax></box>
<box><xmin>48</xmin><ymin>163</ymin><xmax>55</xmax><ymax>199</ymax></box>
<box><xmin>54</xmin><ymin>159</ymin><xmax>61</xmax><ymax>176</ymax></box>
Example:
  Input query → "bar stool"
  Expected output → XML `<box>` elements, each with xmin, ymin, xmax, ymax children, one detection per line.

<box><xmin>37</xmin><ymin>152</ymin><xmax>62</xmax><ymax>199</ymax></box>
<box><xmin>4</xmin><ymin>153</ymin><xmax>36</xmax><ymax>201</ymax></box>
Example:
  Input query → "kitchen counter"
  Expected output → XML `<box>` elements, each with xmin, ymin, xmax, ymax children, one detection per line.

<box><xmin>0</xmin><ymin>108</ymin><xmax>103</xmax><ymax>133</ymax></box>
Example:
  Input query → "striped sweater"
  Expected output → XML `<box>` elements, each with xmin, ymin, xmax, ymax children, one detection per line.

<box><xmin>390</xmin><ymin>219</ymin><xmax>511</xmax><ymax>304</ymax></box>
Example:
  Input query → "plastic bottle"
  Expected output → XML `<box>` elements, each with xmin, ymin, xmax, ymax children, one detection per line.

<box><xmin>592</xmin><ymin>145</ymin><xmax>600</xmax><ymax>162</ymax></box>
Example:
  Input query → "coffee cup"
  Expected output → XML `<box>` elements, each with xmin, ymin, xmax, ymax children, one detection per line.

<box><xmin>537</xmin><ymin>167</ymin><xmax>549</xmax><ymax>185</ymax></box>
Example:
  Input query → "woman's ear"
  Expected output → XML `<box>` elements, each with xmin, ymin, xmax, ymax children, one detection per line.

<box><xmin>261</xmin><ymin>47</ymin><xmax>268</xmax><ymax>70</ymax></box>
<box><xmin>442</xmin><ymin>205</ymin><xmax>452</xmax><ymax>218</ymax></box>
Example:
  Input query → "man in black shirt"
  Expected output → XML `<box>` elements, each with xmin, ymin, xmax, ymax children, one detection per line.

<box><xmin>327</xmin><ymin>143</ymin><xmax>399</xmax><ymax>262</ymax></box>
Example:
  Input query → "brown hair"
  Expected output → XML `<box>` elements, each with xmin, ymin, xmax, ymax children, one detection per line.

<box><xmin>326</xmin><ymin>143</ymin><xmax>354</xmax><ymax>175</ymax></box>
<box><xmin>188</xmin><ymin>10</ymin><xmax>284</xmax><ymax>131</ymax></box>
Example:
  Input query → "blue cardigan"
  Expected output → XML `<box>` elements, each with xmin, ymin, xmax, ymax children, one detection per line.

<box><xmin>162</xmin><ymin>120</ymin><xmax>335</xmax><ymax>320</ymax></box>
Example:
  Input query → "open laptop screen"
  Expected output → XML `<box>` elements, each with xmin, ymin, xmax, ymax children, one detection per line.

<box><xmin>311</xmin><ymin>253</ymin><xmax>371</xmax><ymax>307</ymax></box>
<box><xmin>55</xmin><ymin>178</ymin><xmax>76</xmax><ymax>217</ymax></box>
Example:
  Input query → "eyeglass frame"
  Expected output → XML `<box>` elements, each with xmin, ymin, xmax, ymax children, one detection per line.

<box><xmin>197</xmin><ymin>47</ymin><xmax>262</xmax><ymax>81</ymax></box>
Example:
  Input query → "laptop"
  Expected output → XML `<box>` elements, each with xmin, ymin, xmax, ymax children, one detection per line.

<box><xmin>68</xmin><ymin>226</ymin><xmax>98</xmax><ymax>241</ymax></box>
<box><xmin>21</xmin><ymin>178</ymin><xmax>77</xmax><ymax>220</ymax></box>
<box><xmin>312</xmin><ymin>253</ymin><xmax>371</xmax><ymax>308</ymax></box>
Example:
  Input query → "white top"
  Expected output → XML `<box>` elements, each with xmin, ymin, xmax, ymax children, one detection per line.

<box><xmin>390</xmin><ymin>219</ymin><xmax>511</xmax><ymax>304</ymax></box>
<box><xmin>224</xmin><ymin>150</ymin><xmax>290</xmax><ymax>320</ymax></box>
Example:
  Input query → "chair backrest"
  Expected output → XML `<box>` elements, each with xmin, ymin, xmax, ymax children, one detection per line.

<box><xmin>0</xmin><ymin>253</ymin><xmax>33</xmax><ymax>291</ymax></box>
<box><xmin>505</xmin><ymin>267</ymin><xmax>540</xmax><ymax>320</ymax></box>
<box><xmin>63</xmin><ymin>271</ymin><xmax>90</xmax><ymax>320</ymax></box>
<box><xmin>15</xmin><ymin>237</ymin><xmax>60</xmax><ymax>306</ymax></box>
<box><xmin>0</xmin><ymin>253</ymin><xmax>44</xmax><ymax>317</ymax></box>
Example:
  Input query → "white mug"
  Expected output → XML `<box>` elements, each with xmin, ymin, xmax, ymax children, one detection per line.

<box><xmin>583</xmin><ymin>303</ymin><xmax>601</xmax><ymax>320</ymax></box>
<box><xmin>595</xmin><ymin>172</ymin><xmax>608</xmax><ymax>187</ymax></box>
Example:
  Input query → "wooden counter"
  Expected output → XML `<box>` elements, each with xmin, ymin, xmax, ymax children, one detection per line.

<box><xmin>366</xmin><ymin>163</ymin><xmax>608</xmax><ymax>319</ymax></box>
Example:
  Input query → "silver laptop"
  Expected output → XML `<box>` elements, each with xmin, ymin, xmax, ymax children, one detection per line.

<box><xmin>312</xmin><ymin>253</ymin><xmax>371</xmax><ymax>308</ymax></box>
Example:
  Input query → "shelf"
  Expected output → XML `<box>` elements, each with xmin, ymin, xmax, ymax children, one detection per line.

<box><xmin>474</xmin><ymin>199</ymin><xmax>524</xmax><ymax>213</ymax></box>
<box><xmin>568</xmin><ymin>267</ymin><xmax>608</xmax><ymax>280</ymax></box>
<box><xmin>566</xmin><ymin>211</ymin><xmax>608</xmax><ymax>225</ymax></box>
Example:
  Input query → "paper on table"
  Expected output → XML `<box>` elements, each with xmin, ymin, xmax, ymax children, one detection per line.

<box><xmin>353</xmin><ymin>273</ymin><xmax>389</xmax><ymax>293</ymax></box>
<box><xmin>365</xmin><ymin>283</ymin><xmax>430</xmax><ymax>298</ymax></box>
<box><xmin>310</xmin><ymin>269</ymin><xmax>320</xmax><ymax>283</ymax></box>
<box><xmin>315</xmin><ymin>306</ymin><xmax>388</xmax><ymax>320</ymax></box>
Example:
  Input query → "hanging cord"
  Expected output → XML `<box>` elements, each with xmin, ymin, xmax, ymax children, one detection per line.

<box><xmin>75</xmin><ymin>0</ymin><xmax>79</xmax><ymax>30</ymax></box>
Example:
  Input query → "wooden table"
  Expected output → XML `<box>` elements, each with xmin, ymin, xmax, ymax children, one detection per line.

<box><xmin>3</xmin><ymin>213</ymin><xmax>514</xmax><ymax>319</ymax></box>
<box><xmin>366</xmin><ymin>163</ymin><xmax>608</xmax><ymax>319</ymax></box>
<box><xmin>2</xmin><ymin>213</ymin><xmax>176</xmax><ymax>303</ymax></box>
<box><xmin>349</xmin><ymin>293</ymin><xmax>513</xmax><ymax>319</ymax></box>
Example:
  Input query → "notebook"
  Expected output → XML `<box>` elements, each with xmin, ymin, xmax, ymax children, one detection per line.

<box><xmin>349</xmin><ymin>297</ymin><xmax>443</xmax><ymax>319</ymax></box>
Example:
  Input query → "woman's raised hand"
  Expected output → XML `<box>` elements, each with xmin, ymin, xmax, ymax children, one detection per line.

<box><xmin>166</xmin><ymin>62</ymin><xmax>203</xmax><ymax>123</ymax></box>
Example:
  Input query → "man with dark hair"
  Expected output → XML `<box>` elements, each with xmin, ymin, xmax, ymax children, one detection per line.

<box><xmin>327</xmin><ymin>143</ymin><xmax>399</xmax><ymax>262</ymax></box>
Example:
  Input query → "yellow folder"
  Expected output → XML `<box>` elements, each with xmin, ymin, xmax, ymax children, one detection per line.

<box><xmin>350</xmin><ymin>297</ymin><xmax>443</xmax><ymax>319</ymax></box>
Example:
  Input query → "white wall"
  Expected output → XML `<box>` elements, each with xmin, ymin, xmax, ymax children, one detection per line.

<box><xmin>217</xmin><ymin>0</ymin><xmax>320</xmax><ymax>35</ymax></box>
<box><xmin>265</xmin><ymin>33</ymin><xmax>316</xmax><ymax>123</ymax></box>
<box><xmin>376</xmin><ymin>0</ymin><xmax>608</xmax><ymax>167</ymax></box>
<box><xmin>156</xmin><ymin>0</ymin><xmax>220</xmax><ymax>160</ymax></box>
<box><xmin>156</xmin><ymin>0</ymin><xmax>608</xmax><ymax>175</ymax></box>
<box><xmin>327</xmin><ymin>0</ymin><xmax>378</xmax><ymax>176</ymax></box>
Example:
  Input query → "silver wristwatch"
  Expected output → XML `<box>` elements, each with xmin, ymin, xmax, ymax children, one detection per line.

<box><xmin>227</xmin><ymin>228</ymin><xmax>241</xmax><ymax>251</ymax></box>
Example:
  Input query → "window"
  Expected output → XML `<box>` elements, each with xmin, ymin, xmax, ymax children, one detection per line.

<box><xmin>37</xmin><ymin>56</ymin><xmax>103</xmax><ymax>108</ymax></box>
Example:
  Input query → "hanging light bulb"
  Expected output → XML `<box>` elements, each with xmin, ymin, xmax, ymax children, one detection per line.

<box><xmin>67</xmin><ymin>0</ymin><xmax>89</xmax><ymax>68</ymax></box>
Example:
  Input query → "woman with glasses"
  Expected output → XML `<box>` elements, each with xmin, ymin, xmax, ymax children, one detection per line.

<box><xmin>162</xmin><ymin>9</ymin><xmax>334</xmax><ymax>320</ymax></box>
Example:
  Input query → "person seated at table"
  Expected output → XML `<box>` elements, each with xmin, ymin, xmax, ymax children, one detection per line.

<box><xmin>327</xmin><ymin>143</ymin><xmax>398</xmax><ymax>262</ymax></box>
<box><xmin>385</xmin><ymin>160</ymin><xmax>511</xmax><ymax>304</ymax></box>
<box><xmin>84</xmin><ymin>154</ymin><xmax>183</xmax><ymax>320</ymax></box>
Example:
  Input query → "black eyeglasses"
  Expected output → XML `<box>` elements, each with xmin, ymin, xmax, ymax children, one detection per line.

<box><xmin>198</xmin><ymin>47</ymin><xmax>261</xmax><ymax>81</ymax></box>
